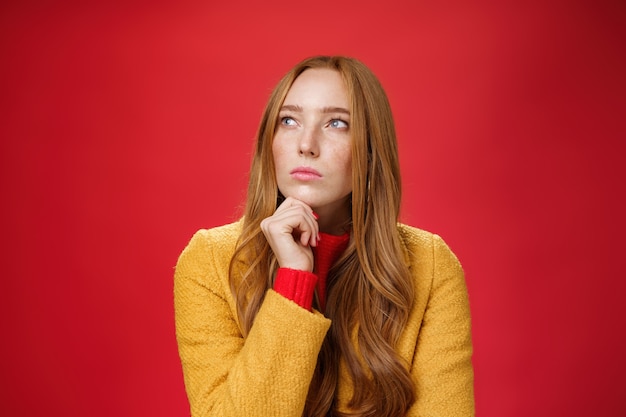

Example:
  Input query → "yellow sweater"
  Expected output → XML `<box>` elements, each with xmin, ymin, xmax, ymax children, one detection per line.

<box><xmin>174</xmin><ymin>220</ymin><xmax>474</xmax><ymax>416</ymax></box>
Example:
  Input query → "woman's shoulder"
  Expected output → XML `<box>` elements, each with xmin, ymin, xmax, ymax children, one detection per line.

<box><xmin>396</xmin><ymin>223</ymin><xmax>462</xmax><ymax>270</ymax></box>
<box><xmin>177</xmin><ymin>219</ymin><xmax>243</xmax><ymax>266</ymax></box>
<box><xmin>397</xmin><ymin>223</ymin><xmax>435</xmax><ymax>246</ymax></box>
<box><xmin>396</xmin><ymin>223</ymin><xmax>439</xmax><ymax>259</ymax></box>
<box><xmin>192</xmin><ymin>218</ymin><xmax>243</xmax><ymax>245</ymax></box>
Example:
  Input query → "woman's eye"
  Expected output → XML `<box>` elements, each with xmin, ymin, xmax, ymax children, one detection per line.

<box><xmin>281</xmin><ymin>117</ymin><xmax>297</xmax><ymax>126</ymax></box>
<box><xmin>330</xmin><ymin>119</ymin><xmax>349</xmax><ymax>129</ymax></box>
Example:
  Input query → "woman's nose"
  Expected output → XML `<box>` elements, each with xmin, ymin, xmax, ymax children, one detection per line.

<box><xmin>298</xmin><ymin>127</ymin><xmax>319</xmax><ymax>157</ymax></box>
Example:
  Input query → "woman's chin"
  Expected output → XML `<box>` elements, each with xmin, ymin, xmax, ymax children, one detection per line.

<box><xmin>280</xmin><ymin>191</ymin><xmax>318</xmax><ymax>208</ymax></box>
<box><xmin>279</xmin><ymin>189</ymin><xmax>351</xmax><ymax>215</ymax></box>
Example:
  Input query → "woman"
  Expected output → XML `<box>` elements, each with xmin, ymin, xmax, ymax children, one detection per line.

<box><xmin>174</xmin><ymin>56</ymin><xmax>474</xmax><ymax>417</ymax></box>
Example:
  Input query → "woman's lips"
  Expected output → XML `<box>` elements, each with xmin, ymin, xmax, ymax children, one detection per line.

<box><xmin>290</xmin><ymin>167</ymin><xmax>322</xmax><ymax>181</ymax></box>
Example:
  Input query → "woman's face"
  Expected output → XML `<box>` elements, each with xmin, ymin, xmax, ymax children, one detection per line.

<box><xmin>272</xmin><ymin>68</ymin><xmax>352</xmax><ymax>216</ymax></box>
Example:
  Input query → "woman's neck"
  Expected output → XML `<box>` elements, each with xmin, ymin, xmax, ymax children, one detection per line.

<box><xmin>314</xmin><ymin>199</ymin><xmax>351</xmax><ymax>235</ymax></box>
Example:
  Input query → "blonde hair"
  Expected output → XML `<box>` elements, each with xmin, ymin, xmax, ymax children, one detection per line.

<box><xmin>229</xmin><ymin>56</ymin><xmax>415</xmax><ymax>417</ymax></box>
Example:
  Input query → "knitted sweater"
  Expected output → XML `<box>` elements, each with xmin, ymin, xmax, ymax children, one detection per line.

<box><xmin>274</xmin><ymin>231</ymin><xmax>350</xmax><ymax>311</ymax></box>
<box><xmin>174</xmin><ymin>220</ymin><xmax>474</xmax><ymax>417</ymax></box>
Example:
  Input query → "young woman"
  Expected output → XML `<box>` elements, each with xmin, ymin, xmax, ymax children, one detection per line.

<box><xmin>174</xmin><ymin>56</ymin><xmax>474</xmax><ymax>417</ymax></box>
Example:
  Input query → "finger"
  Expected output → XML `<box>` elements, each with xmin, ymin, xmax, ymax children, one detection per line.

<box><xmin>284</xmin><ymin>198</ymin><xmax>319</xmax><ymax>243</ymax></box>
<box><xmin>286</xmin><ymin>211</ymin><xmax>316</xmax><ymax>248</ymax></box>
<box><xmin>275</xmin><ymin>196</ymin><xmax>311</xmax><ymax>215</ymax></box>
<box><xmin>262</xmin><ymin>208</ymin><xmax>311</xmax><ymax>245</ymax></box>
<box><xmin>276</xmin><ymin>198</ymin><xmax>319</xmax><ymax>242</ymax></box>
<box><xmin>299</xmin><ymin>229</ymin><xmax>313</xmax><ymax>247</ymax></box>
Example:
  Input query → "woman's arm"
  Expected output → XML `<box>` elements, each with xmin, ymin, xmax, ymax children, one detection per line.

<box><xmin>408</xmin><ymin>234</ymin><xmax>475</xmax><ymax>416</ymax></box>
<box><xmin>174</xmin><ymin>229</ymin><xmax>331</xmax><ymax>417</ymax></box>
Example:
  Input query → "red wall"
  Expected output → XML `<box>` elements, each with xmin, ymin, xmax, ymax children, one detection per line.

<box><xmin>1</xmin><ymin>1</ymin><xmax>624</xmax><ymax>416</ymax></box>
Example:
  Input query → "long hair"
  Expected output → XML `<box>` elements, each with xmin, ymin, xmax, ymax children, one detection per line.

<box><xmin>229</xmin><ymin>56</ymin><xmax>415</xmax><ymax>417</ymax></box>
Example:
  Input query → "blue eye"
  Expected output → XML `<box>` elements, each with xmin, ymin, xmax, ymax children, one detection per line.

<box><xmin>281</xmin><ymin>117</ymin><xmax>297</xmax><ymax>126</ymax></box>
<box><xmin>330</xmin><ymin>119</ymin><xmax>349</xmax><ymax>129</ymax></box>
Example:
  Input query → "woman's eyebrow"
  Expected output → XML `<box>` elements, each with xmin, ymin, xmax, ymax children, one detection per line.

<box><xmin>280</xmin><ymin>104</ymin><xmax>303</xmax><ymax>112</ymax></box>
<box><xmin>280</xmin><ymin>104</ymin><xmax>350</xmax><ymax>115</ymax></box>
<box><xmin>321</xmin><ymin>106</ymin><xmax>350</xmax><ymax>115</ymax></box>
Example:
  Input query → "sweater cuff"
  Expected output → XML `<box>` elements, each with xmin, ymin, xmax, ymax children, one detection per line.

<box><xmin>274</xmin><ymin>268</ymin><xmax>318</xmax><ymax>310</ymax></box>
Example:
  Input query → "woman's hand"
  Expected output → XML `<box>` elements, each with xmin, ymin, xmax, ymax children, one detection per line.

<box><xmin>260</xmin><ymin>197</ymin><xmax>319</xmax><ymax>272</ymax></box>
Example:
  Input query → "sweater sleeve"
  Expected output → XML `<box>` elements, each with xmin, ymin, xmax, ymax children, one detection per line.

<box><xmin>273</xmin><ymin>268</ymin><xmax>318</xmax><ymax>310</ymax></box>
<box><xmin>408</xmin><ymin>234</ymin><xmax>475</xmax><ymax>417</ymax></box>
<box><xmin>174</xmin><ymin>230</ymin><xmax>331</xmax><ymax>417</ymax></box>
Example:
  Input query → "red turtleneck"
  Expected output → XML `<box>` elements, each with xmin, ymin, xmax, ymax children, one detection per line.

<box><xmin>273</xmin><ymin>231</ymin><xmax>350</xmax><ymax>311</ymax></box>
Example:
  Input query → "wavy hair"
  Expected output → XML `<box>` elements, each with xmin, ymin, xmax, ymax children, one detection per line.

<box><xmin>229</xmin><ymin>56</ymin><xmax>415</xmax><ymax>417</ymax></box>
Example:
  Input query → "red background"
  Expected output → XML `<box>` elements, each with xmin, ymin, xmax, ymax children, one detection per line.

<box><xmin>1</xmin><ymin>1</ymin><xmax>625</xmax><ymax>416</ymax></box>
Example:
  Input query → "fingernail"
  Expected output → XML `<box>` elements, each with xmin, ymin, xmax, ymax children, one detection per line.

<box><xmin>312</xmin><ymin>211</ymin><xmax>319</xmax><ymax>220</ymax></box>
